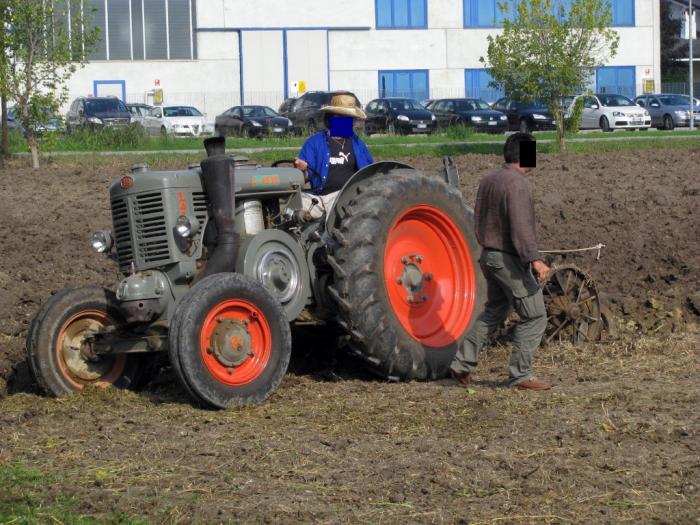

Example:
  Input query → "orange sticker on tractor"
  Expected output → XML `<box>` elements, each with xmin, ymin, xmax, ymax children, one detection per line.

<box><xmin>251</xmin><ymin>175</ymin><xmax>279</xmax><ymax>186</ymax></box>
<box><xmin>177</xmin><ymin>191</ymin><xmax>188</xmax><ymax>215</ymax></box>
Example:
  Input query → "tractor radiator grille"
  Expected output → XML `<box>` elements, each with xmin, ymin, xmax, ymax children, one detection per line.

<box><xmin>111</xmin><ymin>197</ymin><xmax>132</xmax><ymax>268</ymax></box>
<box><xmin>192</xmin><ymin>192</ymin><xmax>208</xmax><ymax>224</ymax></box>
<box><xmin>133</xmin><ymin>192</ymin><xmax>170</xmax><ymax>265</ymax></box>
<box><xmin>111</xmin><ymin>191</ymin><xmax>171</xmax><ymax>270</ymax></box>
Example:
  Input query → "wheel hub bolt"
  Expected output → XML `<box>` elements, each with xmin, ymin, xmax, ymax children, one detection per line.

<box><xmin>401</xmin><ymin>257</ymin><xmax>409</xmax><ymax>264</ymax></box>
<box><xmin>396</xmin><ymin>278</ymin><xmax>403</xmax><ymax>284</ymax></box>
<box><xmin>227</xmin><ymin>367</ymin><xmax>233</xmax><ymax>374</ymax></box>
<box><xmin>250</xmin><ymin>312</ymin><xmax>258</xmax><ymax>319</ymax></box>
<box><xmin>206</xmin><ymin>347</ymin><xmax>213</xmax><ymax>355</ymax></box>
<box><xmin>424</xmin><ymin>273</ymin><xmax>432</xmax><ymax>281</ymax></box>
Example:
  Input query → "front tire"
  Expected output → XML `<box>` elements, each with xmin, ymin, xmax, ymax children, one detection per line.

<box><xmin>26</xmin><ymin>287</ymin><xmax>145</xmax><ymax>396</ymax></box>
<box><xmin>328</xmin><ymin>170</ymin><xmax>486</xmax><ymax>381</ymax></box>
<box><xmin>168</xmin><ymin>273</ymin><xmax>291</xmax><ymax>408</ymax></box>
<box><xmin>600</xmin><ymin>116</ymin><xmax>611</xmax><ymax>132</ymax></box>
<box><xmin>663</xmin><ymin>115</ymin><xmax>674</xmax><ymax>131</ymax></box>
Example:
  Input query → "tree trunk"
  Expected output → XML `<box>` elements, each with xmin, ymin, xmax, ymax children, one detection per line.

<box><xmin>27</xmin><ymin>131</ymin><xmax>39</xmax><ymax>169</ymax></box>
<box><xmin>555</xmin><ymin>108</ymin><xmax>566</xmax><ymax>152</ymax></box>
<box><xmin>0</xmin><ymin>96</ymin><xmax>8</xmax><ymax>157</ymax></box>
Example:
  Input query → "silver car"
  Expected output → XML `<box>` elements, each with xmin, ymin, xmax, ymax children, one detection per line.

<box><xmin>634</xmin><ymin>94</ymin><xmax>700</xmax><ymax>130</ymax></box>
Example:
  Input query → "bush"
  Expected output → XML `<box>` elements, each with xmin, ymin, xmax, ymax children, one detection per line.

<box><xmin>445</xmin><ymin>124</ymin><xmax>475</xmax><ymax>140</ymax></box>
<box><xmin>63</xmin><ymin>124</ymin><xmax>150</xmax><ymax>150</ymax></box>
<box><xmin>565</xmin><ymin>97</ymin><xmax>585</xmax><ymax>134</ymax></box>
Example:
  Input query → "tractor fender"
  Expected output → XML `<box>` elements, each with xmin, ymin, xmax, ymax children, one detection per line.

<box><xmin>325</xmin><ymin>161</ymin><xmax>416</xmax><ymax>231</ymax></box>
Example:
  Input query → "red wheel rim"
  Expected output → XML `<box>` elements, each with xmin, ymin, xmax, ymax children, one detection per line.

<box><xmin>384</xmin><ymin>205</ymin><xmax>476</xmax><ymax>347</ymax></box>
<box><xmin>56</xmin><ymin>310</ymin><xmax>127</xmax><ymax>388</ymax></box>
<box><xmin>200</xmin><ymin>300</ymin><xmax>272</xmax><ymax>386</ymax></box>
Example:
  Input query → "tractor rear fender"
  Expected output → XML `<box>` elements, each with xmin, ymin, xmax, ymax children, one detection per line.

<box><xmin>325</xmin><ymin>161</ymin><xmax>415</xmax><ymax>231</ymax></box>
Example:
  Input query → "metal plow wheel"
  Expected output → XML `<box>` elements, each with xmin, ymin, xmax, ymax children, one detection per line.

<box><xmin>542</xmin><ymin>265</ymin><xmax>603</xmax><ymax>345</ymax></box>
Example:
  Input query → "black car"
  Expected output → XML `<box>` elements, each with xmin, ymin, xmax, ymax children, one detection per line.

<box><xmin>492</xmin><ymin>98</ymin><xmax>557</xmax><ymax>133</ymax></box>
<box><xmin>215</xmin><ymin>105</ymin><xmax>293</xmax><ymax>138</ymax></box>
<box><xmin>285</xmin><ymin>90</ymin><xmax>362</xmax><ymax>133</ymax></box>
<box><xmin>364</xmin><ymin>97</ymin><xmax>436</xmax><ymax>135</ymax></box>
<box><xmin>65</xmin><ymin>96</ymin><xmax>131</xmax><ymax>132</ymax></box>
<box><xmin>430</xmin><ymin>98</ymin><xmax>508</xmax><ymax>134</ymax></box>
<box><xmin>277</xmin><ymin>97</ymin><xmax>297</xmax><ymax>116</ymax></box>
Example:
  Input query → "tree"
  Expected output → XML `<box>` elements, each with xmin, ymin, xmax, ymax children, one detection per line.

<box><xmin>4</xmin><ymin>0</ymin><xmax>97</xmax><ymax>168</ymax></box>
<box><xmin>660</xmin><ymin>0</ymin><xmax>685</xmax><ymax>82</ymax></box>
<box><xmin>0</xmin><ymin>0</ymin><xmax>10</xmax><ymax>157</ymax></box>
<box><xmin>483</xmin><ymin>0</ymin><xmax>620</xmax><ymax>150</ymax></box>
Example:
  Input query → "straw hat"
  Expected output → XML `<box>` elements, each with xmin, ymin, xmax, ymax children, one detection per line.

<box><xmin>321</xmin><ymin>93</ymin><xmax>367</xmax><ymax>119</ymax></box>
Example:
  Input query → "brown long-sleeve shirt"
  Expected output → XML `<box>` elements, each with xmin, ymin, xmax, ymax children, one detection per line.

<box><xmin>474</xmin><ymin>164</ymin><xmax>540</xmax><ymax>264</ymax></box>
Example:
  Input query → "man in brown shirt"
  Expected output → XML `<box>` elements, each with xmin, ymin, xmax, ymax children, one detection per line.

<box><xmin>450</xmin><ymin>132</ymin><xmax>552</xmax><ymax>390</ymax></box>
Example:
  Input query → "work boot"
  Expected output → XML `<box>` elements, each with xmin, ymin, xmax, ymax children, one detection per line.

<box><xmin>513</xmin><ymin>377</ymin><xmax>551</xmax><ymax>391</ymax></box>
<box><xmin>450</xmin><ymin>369</ymin><xmax>471</xmax><ymax>386</ymax></box>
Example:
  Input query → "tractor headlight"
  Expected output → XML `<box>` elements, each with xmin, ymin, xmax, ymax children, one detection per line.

<box><xmin>397</xmin><ymin>115</ymin><xmax>409</xmax><ymax>121</ymax></box>
<box><xmin>91</xmin><ymin>230</ymin><xmax>113</xmax><ymax>253</ymax></box>
<box><xmin>175</xmin><ymin>215</ymin><xmax>200</xmax><ymax>238</ymax></box>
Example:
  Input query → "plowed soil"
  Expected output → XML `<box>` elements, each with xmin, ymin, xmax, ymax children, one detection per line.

<box><xmin>0</xmin><ymin>148</ymin><xmax>698</xmax><ymax>524</ymax></box>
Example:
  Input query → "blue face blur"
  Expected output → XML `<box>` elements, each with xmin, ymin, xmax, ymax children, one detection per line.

<box><xmin>329</xmin><ymin>116</ymin><xmax>353</xmax><ymax>137</ymax></box>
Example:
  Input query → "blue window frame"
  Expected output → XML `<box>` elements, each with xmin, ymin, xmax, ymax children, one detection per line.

<box><xmin>376</xmin><ymin>0</ymin><xmax>427</xmax><ymax>29</ymax></box>
<box><xmin>596</xmin><ymin>66</ymin><xmax>636</xmax><ymax>99</ymax></box>
<box><xmin>464</xmin><ymin>69</ymin><xmax>503</xmax><ymax>103</ymax></box>
<box><xmin>378</xmin><ymin>70</ymin><xmax>429</xmax><ymax>101</ymax></box>
<box><xmin>464</xmin><ymin>0</ymin><xmax>633</xmax><ymax>28</ymax></box>
<box><xmin>463</xmin><ymin>0</ymin><xmax>506</xmax><ymax>28</ymax></box>
<box><xmin>609</xmin><ymin>0</ymin><xmax>634</xmax><ymax>26</ymax></box>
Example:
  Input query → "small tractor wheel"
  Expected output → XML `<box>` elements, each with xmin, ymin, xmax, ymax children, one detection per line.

<box><xmin>168</xmin><ymin>273</ymin><xmax>291</xmax><ymax>408</ymax></box>
<box><xmin>542</xmin><ymin>265</ymin><xmax>604</xmax><ymax>345</ymax></box>
<box><xmin>26</xmin><ymin>287</ymin><xmax>145</xmax><ymax>396</ymax></box>
<box><xmin>328</xmin><ymin>170</ymin><xmax>486</xmax><ymax>380</ymax></box>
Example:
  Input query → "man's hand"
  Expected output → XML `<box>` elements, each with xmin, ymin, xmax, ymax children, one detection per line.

<box><xmin>532</xmin><ymin>259</ymin><xmax>550</xmax><ymax>284</ymax></box>
<box><xmin>293</xmin><ymin>158</ymin><xmax>308</xmax><ymax>171</ymax></box>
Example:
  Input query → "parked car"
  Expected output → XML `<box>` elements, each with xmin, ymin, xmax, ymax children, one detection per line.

<box><xmin>285</xmin><ymin>90</ymin><xmax>362</xmax><ymax>133</ymax></box>
<box><xmin>277</xmin><ymin>97</ymin><xmax>297</xmax><ymax>116</ymax></box>
<box><xmin>215</xmin><ymin>105</ymin><xmax>293</xmax><ymax>137</ymax></box>
<box><xmin>364</xmin><ymin>97</ymin><xmax>436</xmax><ymax>135</ymax></box>
<box><xmin>8</xmin><ymin>107</ymin><xmax>63</xmax><ymax>135</ymax></box>
<box><xmin>576</xmin><ymin>94</ymin><xmax>651</xmax><ymax>131</ymax></box>
<box><xmin>492</xmin><ymin>98</ymin><xmax>557</xmax><ymax>133</ymax></box>
<box><xmin>634</xmin><ymin>93</ymin><xmax>700</xmax><ymax>130</ymax></box>
<box><xmin>65</xmin><ymin>96</ymin><xmax>131</xmax><ymax>132</ymax></box>
<box><xmin>430</xmin><ymin>98</ymin><xmax>508</xmax><ymax>134</ymax></box>
<box><xmin>126</xmin><ymin>103</ymin><xmax>154</xmax><ymax>127</ymax></box>
<box><xmin>142</xmin><ymin>105</ymin><xmax>214</xmax><ymax>137</ymax></box>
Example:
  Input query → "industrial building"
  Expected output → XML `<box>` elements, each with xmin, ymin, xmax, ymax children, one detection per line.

<box><xmin>66</xmin><ymin>0</ymin><xmax>662</xmax><ymax>116</ymax></box>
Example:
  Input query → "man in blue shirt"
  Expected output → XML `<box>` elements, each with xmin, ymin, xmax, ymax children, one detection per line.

<box><xmin>294</xmin><ymin>93</ymin><xmax>374</xmax><ymax>218</ymax></box>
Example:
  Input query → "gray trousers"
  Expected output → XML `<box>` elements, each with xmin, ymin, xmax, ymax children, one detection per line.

<box><xmin>450</xmin><ymin>250</ymin><xmax>547</xmax><ymax>384</ymax></box>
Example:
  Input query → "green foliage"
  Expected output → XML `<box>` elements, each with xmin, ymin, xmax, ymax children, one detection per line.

<box><xmin>3</xmin><ymin>0</ymin><xmax>99</xmax><ymax>167</ymax></box>
<box><xmin>445</xmin><ymin>124</ymin><xmax>476</xmax><ymax>140</ymax></box>
<box><xmin>565</xmin><ymin>95</ymin><xmax>585</xmax><ymax>134</ymax></box>
<box><xmin>484</xmin><ymin>0</ymin><xmax>620</xmax><ymax>148</ymax></box>
<box><xmin>64</xmin><ymin>125</ymin><xmax>151</xmax><ymax>150</ymax></box>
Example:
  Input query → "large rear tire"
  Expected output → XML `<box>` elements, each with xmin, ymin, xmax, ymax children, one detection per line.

<box><xmin>327</xmin><ymin>170</ymin><xmax>486</xmax><ymax>380</ymax></box>
<box><xmin>26</xmin><ymin>287</ymin><xmax>145</xmax><ymax>396</ymax></box>
<box><xmin>168</xmin><ymin>273</ymin><xmax>291</xmax><ymax>408</ymax></box>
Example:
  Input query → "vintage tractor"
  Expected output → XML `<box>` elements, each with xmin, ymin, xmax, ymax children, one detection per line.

<box><xmin>27</xmin><ymin>137</ymin><xmax>485</xmax><ymax>408</ymax></box>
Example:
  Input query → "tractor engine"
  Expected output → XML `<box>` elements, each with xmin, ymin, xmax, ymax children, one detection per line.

<box><xmin>103</xmin><ymin>143</ymin><xmax>308</xmax><ymax>325</ymax></box>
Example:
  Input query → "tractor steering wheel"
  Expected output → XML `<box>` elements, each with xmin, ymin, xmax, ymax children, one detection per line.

<box><xmin>271</xmin><ymin>159</ymin><xmax>321</xmax><ymax>180</ymax></box>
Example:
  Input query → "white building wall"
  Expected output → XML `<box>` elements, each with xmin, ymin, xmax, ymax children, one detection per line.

<box><xmin>64</xmin><ymin>0</ymin><xmax>661</xmax><ymax>116</ymax></box>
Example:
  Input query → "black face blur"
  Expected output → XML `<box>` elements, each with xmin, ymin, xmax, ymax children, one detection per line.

<box><xmin>519</xmin><ymin>140</ymin><xmax>536</xmax><ymax>168</ymax></box>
